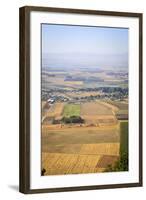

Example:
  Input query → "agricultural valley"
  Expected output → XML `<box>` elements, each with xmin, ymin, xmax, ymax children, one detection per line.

<box><xmin>41</xmin><ymin>66</ymin><xmax>128</xmax><ymax>175</ymax></box>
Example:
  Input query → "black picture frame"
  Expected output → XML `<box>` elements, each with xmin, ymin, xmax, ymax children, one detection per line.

<box><xmin>19</xmin><ymin>6</ymin><xmax>143</xmax><ymax>194</ymax></box>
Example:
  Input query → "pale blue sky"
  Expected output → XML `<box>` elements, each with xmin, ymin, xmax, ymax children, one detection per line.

<box><xmin>42</xmin><ymin>24</ymin><xmax>128</xmax><ymax>69</ymax></box>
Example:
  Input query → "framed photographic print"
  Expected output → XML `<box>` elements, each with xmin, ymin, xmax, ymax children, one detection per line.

<box><xmin>19</xmin><ymin>6</ymin><xmax>143</xmax><ymax>194</ymax></box>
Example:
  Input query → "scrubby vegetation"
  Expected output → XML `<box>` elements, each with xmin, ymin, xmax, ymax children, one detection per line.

<box><xmin>104</xmin><ymin>152</ymin><xmax>128</xmax><ymax>172</ymax></box>
<box><xmin>41</xmin><ymin>168</ymin><xmax>46</xmax><ymax>176</ymax></box>
<box><xmin>61</xmin><ymin>116</ymin><xmax>84</xmax><ymax>124</ymax></box>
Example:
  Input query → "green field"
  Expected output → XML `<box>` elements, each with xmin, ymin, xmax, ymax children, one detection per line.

<box><xmin>120</xmin><ymin>121</ymin><xmax>128</xmax><ymax>155</ymax></box>
<box><xmin>63</xmin><ymin>104</ymin><xmax>80</xmax><ymax>117</ymax></box>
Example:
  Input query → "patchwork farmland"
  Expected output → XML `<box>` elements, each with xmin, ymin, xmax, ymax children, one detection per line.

<box><xmin>41</xmin><ymin>100</ymin><xmax>128</xmax><ymax>175</ymax></box>
<box><xmin>41</xmin><ymin>26</ymin><xmax>129</xmax><ymax>176</ymax></box>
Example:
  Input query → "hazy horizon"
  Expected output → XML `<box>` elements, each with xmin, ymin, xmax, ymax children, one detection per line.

<box><xmin>42</xmin><ymin>24</ymin><xmax>128</xmax><ymax>70</ymax></box>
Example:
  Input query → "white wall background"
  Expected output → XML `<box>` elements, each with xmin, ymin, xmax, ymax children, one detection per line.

<box><xmin>0</xmin><ymin>0</ymin><xmax>145</xmax><ymax>199</ymax></box>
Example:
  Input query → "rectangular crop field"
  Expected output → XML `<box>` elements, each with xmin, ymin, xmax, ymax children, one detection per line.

<box><xmin>42</xmin><ymin>152</ymin><xmax>103</xmax><ymax>175</ymax></box>
<box><xmin>42</xmin><ymin>126</ymin><xmax>120</xmax><ymax>146</ymax></box>
<box><xmin>108</xmin><ymin>101</ymin><xmax>128</xmax><ymax>110</ymax></box>
<box><xmin>81</xmin><ymin>102</ymin><xmax>113</xmax><ymax>116</ymax></box>
<box><xmin>80</xmin><ymin>143</ymin><xmax>120</xmax><ymax>156</ymax></box>
<box><xmin>44</xmin><ymin>103</ymin><xmax>64</xmax><ymax>118</ymax></box>
<box><xmin>120</xmin><ymin>121</ymin><xmax>128</xmax><ymax>155</ymax></box>
<box><xmin>63</xmin><ymin>104</ymin><xmax>80</xmax><ymax>117</ymax></box>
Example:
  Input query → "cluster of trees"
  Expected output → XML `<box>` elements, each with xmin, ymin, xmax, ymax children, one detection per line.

<box><xmin>61</xmin><ymin>116</ymin><xmax>84</xmax><ymax>124</ymax></box>
<box><xmin>70</xmin><ymin>87</ymin><xmax>128</xmax><ymax>93</ymax></box>
<box><xmin>52</xmin><ymin>115</ymin><xmax>85</xmax><ymax>124</ymax></box>
<box><xmin>41</xmin><ymin>168</ymin><xmax>46</xmax><ymax>176</ymax></box>
<box><xmin>104</xmin><ymin>152</ymin><xmax>128</xmax><ymax>172</ymax></box>
<box><xmin>100</xmin><ymin>87</ymin><xmax>128</xmax><ymax>94</ymax></box>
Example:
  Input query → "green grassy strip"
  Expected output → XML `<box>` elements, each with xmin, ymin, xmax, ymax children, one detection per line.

<box><xmin>120</xmin><ymin>121</ymin><xmax>128</xmax><ymax>155</ymax></box>
<box><xmin>63</xmin><ymin>104</ymin><xmax>80</xmax><ymax>117</ymax></box>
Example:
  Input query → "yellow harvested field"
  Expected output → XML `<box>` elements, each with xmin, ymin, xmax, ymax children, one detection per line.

<box><xmin>81</xmin><ymin>102</ymin><xmax>113</xmax><ymax>116</ymax></box>
<box><xmin>94</xmin><ymin>168</ymin><xmax>106</xmax><ymax>173</ymax></box>
<box><xmin>42</xmin><ymin>125</ymin><xmax>120</xmax><ymax>145</ymax></box>
<box><xmin>49</xmin><ymin>103</ymin><xmax>64</xmax><ymax>116</ymax></box>
<box><xmin>43</xmin><ymin>103</ymin><xmax>64</xmax><ymax>119</ymax></box>
<box><xmin>42</xmin><ymin>124</ymin><xmax>119</xmax><ymax>131</ymax></box>
<box><xmin>42</xmin><ymin>153</ymin><xmax>102</xmax><ymax>175</ymax></box>
<box><xmin>42</xmin><ymin>124</ymin><xmax>63</xmax><ymax>130</ymax></box>
<box><xmin>82</xmin><ymin>115</ymin><xmax>115</xmax><ymax>120</ymax></box>
<box><xmin>53</xmin><ymin>103</ymin><xmax>64</xmax><ymax>116</ymax></box>
<box><xmin>81</xmin><ymin>114</ymin><xmax>117</xmax><ymax>126</ymax></box>
<box><xmin>99</xmin><ymin>101</ymin><xmax>119</xmax><ymax>113</ymax></box>
<box><xmin>80</xmin><ymin>101</ymin><xmax>118</xmax><ymax>126</ymax></box>
<box><xmin>79</xmin><ymin>143</ymin><xmax>120</xmax><ymax>156</ymax></box>
<box><xmin>80</xmin><ymin>155</ymin><xmax>104</xmax><ymax>173</ymax></box>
